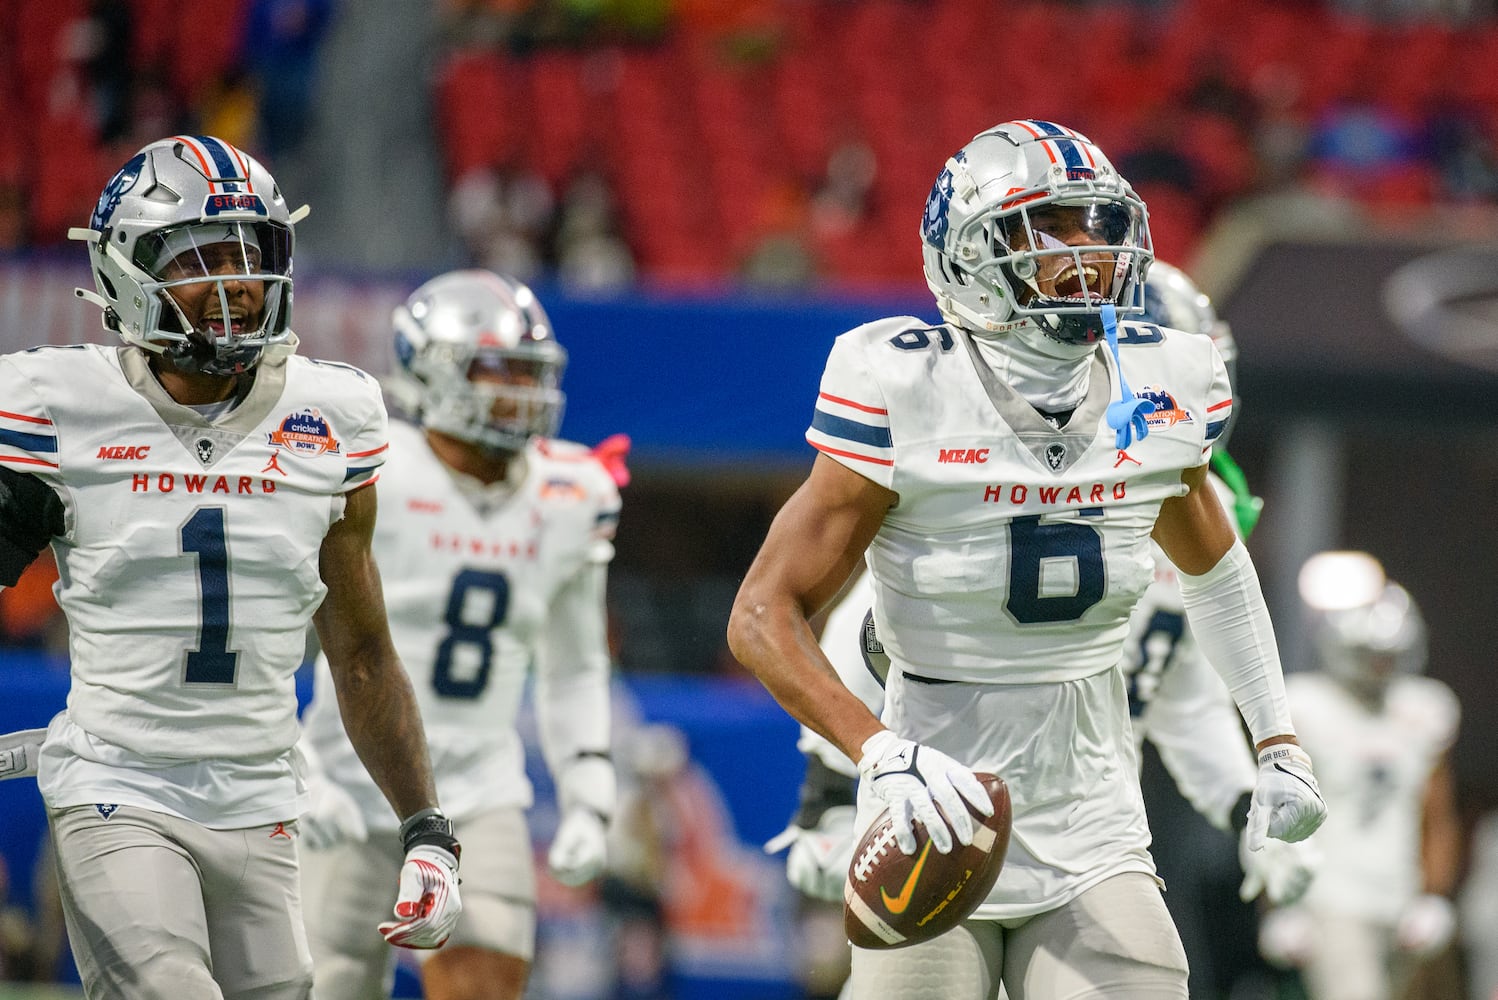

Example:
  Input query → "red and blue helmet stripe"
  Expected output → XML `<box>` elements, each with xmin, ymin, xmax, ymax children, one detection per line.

<box><xmin>172</xmin><ymin>135</ymin><xmax>256</xmax><ymax>194</ymax></box>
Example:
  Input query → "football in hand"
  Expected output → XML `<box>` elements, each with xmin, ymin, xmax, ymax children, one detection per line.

<box><xmin>843</xmin><ymin>772</ymin><xmax>1012</xmax><ymax>950</ymax></box>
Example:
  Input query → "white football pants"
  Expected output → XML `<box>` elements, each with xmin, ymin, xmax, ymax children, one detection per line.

<box><xmin>846</xmin><ymin>871</ymin><xmax>1188</xmax><ymax>1000</ymax></box>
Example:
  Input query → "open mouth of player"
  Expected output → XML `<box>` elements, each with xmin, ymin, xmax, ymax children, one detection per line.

<box><xmin>203</xmin><ymin>314</ymin><xmax>248</xmax><ymax>337</ymax></box>
<box><xmin>1049</xmin><ymin>264</ymin><xmax>1101</xmax><ymax>301</ymax></box>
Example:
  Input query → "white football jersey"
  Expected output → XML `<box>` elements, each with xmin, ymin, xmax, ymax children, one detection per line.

<box><xmin>0</xmin><ymin>340</ymin><xmax>387</xmax><ymax>827</ymax></box>
<box><xmin>300</xmin><ymin>419</ymin><xmax>620</xmax><ymax>833</ymax></box>
<box><xmin>808</xmin><ymin>317</ymin><xmax>1232</xmax><ymax>917</ymax></box>
<box><xmin>808</xmin><ymin>318</ymin><xmax>1230</xmax><ymax>686</ymax></box>
<box><xmin>806</xmin><ymin>484</ymin><xmax>1258</xmax><ymax>829</ymax></box>
<box><xmin>1289</xmin><ymin>671</ymin><xmax>1458</xmax><ymax>923</ymax></box>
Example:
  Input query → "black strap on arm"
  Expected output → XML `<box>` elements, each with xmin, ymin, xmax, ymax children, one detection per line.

<box><xmin>0</xmin><ymin>466</ymin><xmax>64</xmax><ymax>587</ymax></box>
<box><xmin>399</xmin><ymin>807</ymin><xmax>462</xmax><ymax>863</ymax></box>
<box><xmin>793</xmin><ymin>753</ymin><xmax>858</xmax><ymax>829</ymax></box>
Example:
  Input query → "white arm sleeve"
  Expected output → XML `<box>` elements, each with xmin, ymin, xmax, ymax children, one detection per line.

<box><xmin>535</xmin><ymin>561</ymin><xmax>616</xmax><ymax>818</ymax></box>
<box><xmin>1177</xmin><ymin>538</ymin><xmax>1295</xmax><ymax>745</ymax></box>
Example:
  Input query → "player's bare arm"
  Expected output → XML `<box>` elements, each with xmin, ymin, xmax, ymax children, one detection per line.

<box><xmin>728</xmin><ymin>453</ymin><xmax>895</xmax><ymax>763</ymax></box>
<box><xmin>1422</xmin><ymin>753</ymin><xmax>1462</xmax><ymax>897</ymax></box>
<box><xmin>314</xmin><ymin>482</ymin><xmax>439</xmax><ymax>819</ymax></box>
<box><xmin>1151</xmin><ymin>462</ymin><xmax>1236</xmax><ymax>574</ymax></box>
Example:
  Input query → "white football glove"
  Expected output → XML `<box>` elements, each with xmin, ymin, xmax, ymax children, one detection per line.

<box><xmin>764</xmin><ymin>804</ymin><xmax>857</xmax><ymax>903</ymax></box>
<box><xmin>1257</xmin><ymin>906</ymin><xmax>1317</xmax><ymax>969</ymax></box>
<box><xmin>1238</xmin><ymin>827</ymin><xmax>1318</xmax><ymax>906</ymax></box>
<box><xmin>378</xmin><ymin>844</ymin><xmax>463</xmax><ymax>949</ymax></box>
<box><xmin>1396</xmin><ymin>893</ymin><xmax>1456</xmax><ymax>957</ymax></box>
<box><xmin>299</xmin><ymin>775</ymin><xmax>368</xmax><ymax>852</ymax></box>
<box><xmin>856</xmin><ymin>730</ymin><xmax>992</xmax><ymax>855</ymax></box>
<box><xmin>0</xmin><ymin>728</ymin><xmax>46</xmax><ymax>781</ymax></box>
<box><xmin>548</xmin><ymin>809</ymin><xmax>609</xmax><ymax>887</ymax></box>
<box><xmin>1245</xmin><ymin>744</ymin><xmax>1327</xmax><ymax>851</ymax></box>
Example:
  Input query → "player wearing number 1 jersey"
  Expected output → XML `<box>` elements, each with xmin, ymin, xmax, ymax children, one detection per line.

<box><xmin>0</xmin><ymin>136</ymin><xmax>460</xmax><ymax>1000</ymax></box>
<box><xmin>728</xmin><ymin>120</ymin><xmax>1327</xmax><ymax>999</ymax></box>
<box><xmin>297</xmin><ymin>270</ymin><xmax>623</xmax><ymax>1000</ymax></box>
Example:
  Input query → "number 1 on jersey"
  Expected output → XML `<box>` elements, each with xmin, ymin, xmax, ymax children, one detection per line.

<box><xmin>180</xmin><ymin>507</ymin><xmax>239</xmax><ymax>685</ymax></box>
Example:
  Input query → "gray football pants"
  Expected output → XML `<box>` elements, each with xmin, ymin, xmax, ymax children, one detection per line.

<box><xmin>846</xmin><ymin>871</ymin><xmax>1189</xmax><ymax>1000</ymax></box>
<box><xmin>49</xmin><ymin>804</ymin><xmax>313</xmax><ymax>1000</ymax></box>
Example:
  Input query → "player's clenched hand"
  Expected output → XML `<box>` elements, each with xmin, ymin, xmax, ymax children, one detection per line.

<box><xmin>378</xmin><ymin>845</ymin><xmax>462</xmax><ymax>948</ymax></box>
<box><xmin>379</xmin><ymin>809</ymin><xmax>463</xmax><ymax>949</ymax></box>
<box><xmin>1239</xmin><ymin>828</ymin><xmax>1318</xmax><ymax>906</ymax></box>
<box><xmin>1245</xmin><ymin>744</ymin><xmax>1327</xmax><ymax>852</ymax></box>
<box><xmin>1396</xmin><ymin>894</ymin><xmax>1456</xmax><ymax>957</ymax></box>
<box><xmin>764</xmin><ymin>804</ymin><xmax>857</xmax><ymax>902</ymax></box>
<box><xmin>857</xmin><ymin>730</ymin><xmax>992</xmax><ymax>855</ymax></box>
<box><xmin>548</xmin><ymin>809</ymin><xmax>609</xmax><ymax>887</ymax></box>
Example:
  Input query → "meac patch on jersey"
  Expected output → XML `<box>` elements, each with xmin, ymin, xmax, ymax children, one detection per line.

<box><xmin>806</xmin><ymin>317</ymin><xmax>1231</xmax><ymax>684</ymax></box>
<box><xmin>0</xmin><ymin>342</ymin><xmax>388</xmax><ymax>760</ymax></box>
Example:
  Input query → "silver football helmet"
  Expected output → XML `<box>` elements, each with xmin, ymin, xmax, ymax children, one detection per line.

<box><xmin>1299</xmin><ymin>551</ymin><xmax>1425</xmax><ymax>702</ymax></box>
<box><xmin>390</xmin><ymin>269</ymin><xmax>566</xmax><ymax>453</ymax></box>
<box><xmin>1315</xmin><ymin>581</ymin><xmax>1427</xmax><ymax>701</ymax></box>
<box><xmin>69</xmin><ymin>136</ymin><xmax>298</xmax><ymax>376</ymax></box>
<box><xmin>1140</xmin><ymin>260</ymin><xmax>1237</xmax><ymax>367</ymax></box>
<box><xmin>921</xmin><ymin>120</ymin><xmax>1153</xmax><ymax>345</ymax></box>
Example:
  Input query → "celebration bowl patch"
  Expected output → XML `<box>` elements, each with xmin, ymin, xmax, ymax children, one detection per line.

<box><xmin>1138</xmin><ymin>387</ymin><xmax>1194</xmax><ymax>429</ymax></box>
<box><xmin>268</xmin><ymin>409</ymin><xmax>341</xmax><ymax>456</ymax></box>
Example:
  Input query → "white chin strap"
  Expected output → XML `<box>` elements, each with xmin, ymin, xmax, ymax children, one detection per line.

<box><xmin>969</xmin><ymin>322</ymin><xmax>1095</xmax><ymax>412</ymax></box>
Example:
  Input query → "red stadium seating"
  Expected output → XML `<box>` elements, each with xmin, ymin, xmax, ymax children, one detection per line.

<box><xmin>5</xmin><ymin>0</ymin><xmax>1492</xmax><ymax>289</ymax></box>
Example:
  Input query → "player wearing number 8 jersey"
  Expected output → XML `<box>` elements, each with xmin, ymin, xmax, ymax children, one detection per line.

<box><xmin>297</xmin><ymin>270</ymin><xmax>622</xmax><ymax>1000</ymax></box>
<box><xmin>0</xmin><ymin>136</ymin><xmax>460</xmax><ymax>1000</ymax></box>
<box><xmin>728</xmin><ymin>120</ymin><xmax>1327</xmax><ymax>999</ymax></box>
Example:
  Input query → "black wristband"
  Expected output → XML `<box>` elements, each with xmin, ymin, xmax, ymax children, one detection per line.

<box><xmin>793</xmin><ymin>755</ymin><xmax>858</xmax><ymax>829</ymax></box>
<box><xmin>400</xmin><ymin>808</ymin><xmax>461</xmax><ymax>862</ymax></box>
<box><xmin>1229</xmin><ymin>791</ymin><xmax>1253</xmax><ymax>834</ymax></box>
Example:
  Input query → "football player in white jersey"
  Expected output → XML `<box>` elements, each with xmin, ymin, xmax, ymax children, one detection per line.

<box><xmin>728</xmin><ymin>120</ymin><xmax>1328</xmax><ymax>999</ymax></box>
<box><xmin>297</xmin><ymin>269</ymin><xmax>623</xmax><ymax>1000</ymax></box>
<box><xmin>772</xmin><ymin>261</ymin><xmax>1315</xmax><ymax>911</ymax></box>
<box><xmin>769</xmin><ymin>262</ymin><xmax>1316</xmax><ymax>997</ymax></box>
<box><xmin>1257</xmin><ymin>553</ymin><xmax>1461</xmax><ymax>1000</ymax></box>
<box><xmin>0</xmin><ymin>136</ymin><xmax>461</xmax><ymax>1000</ymax></box>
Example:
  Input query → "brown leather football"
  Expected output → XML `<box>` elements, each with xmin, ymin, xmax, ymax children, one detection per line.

<box><xmin>843</xmin><ymin>772</ymin><xmax>1012</xmax><ymax>950</ymax></box>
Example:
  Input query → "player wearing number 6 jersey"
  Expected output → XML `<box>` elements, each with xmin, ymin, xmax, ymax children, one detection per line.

<box><xmin>0</xmin><ymin>136</ymin><xmax>459</xmax><ymax>1000</ymax></box>
<box><xmin>728</xmin><ymin>120</ymin><xmax>1326</xmax><ymax>1000</ymax></box>
<box><xmin>297</xmin><ymin>270</ymin><xmax>623</xmax><ymax>1000</ymax></box>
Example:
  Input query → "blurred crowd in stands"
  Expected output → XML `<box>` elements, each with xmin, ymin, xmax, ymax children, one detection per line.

<box><xmin>2</xmin><ymin>0</ymin><xmax>1497</xmax><ymax>291</ymax></box>
<box><xmin>0</xmin><ymin>0</ymin><xmax>333</xmax><ymax>254</ymax></box>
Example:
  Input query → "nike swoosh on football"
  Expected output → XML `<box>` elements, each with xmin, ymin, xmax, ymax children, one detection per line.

<box><xmin>880</xmin><ymin>840</ymin><xmax>933</xmax><ymax>914</ymax></box>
